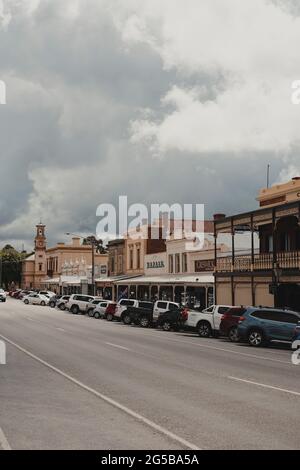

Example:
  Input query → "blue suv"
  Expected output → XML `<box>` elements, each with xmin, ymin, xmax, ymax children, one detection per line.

<box><xmin>237</xmin><ymin>307</ymin><xmax>300</xmax><ymax>347</ymax></box>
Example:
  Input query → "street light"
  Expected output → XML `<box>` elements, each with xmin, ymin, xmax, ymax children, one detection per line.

<box><xmin>65</xmin><ymin>232</ymin><xmax>96</xmax><ymax>296</ymax></box>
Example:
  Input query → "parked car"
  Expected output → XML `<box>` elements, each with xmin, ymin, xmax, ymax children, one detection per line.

<box><xmin>93</xmin><ymin>301</ymin><xmax>116</xmax><ymax>319</ymax></box>
<box><xmin>18</xmin><ymin>290</ymin><xmax>34</xmax><ymax>300</ymax></box>
<box><xmin>185</xmin><ymin>305</ymin><xmax>232</xmax><ymax>337</ymax></box>
<box><xmin>219</xmin><ymin>307</ymin><xmax>247</xmax><ymax>342</ymax></box>
<box><xmin>237</xmin><ymin>307</ymin><xmax>300</xmax><ymax>347</ymax></box>
<box><xmin>125</xmin><ymin>300</ymin><xmax>180</xmax><ymax>328</ymax></box>
<box><xmin>157</xmin><ymin>307</ymin><xmax>189</xmax><ymax>331</ymax></box>
<box><xmin>23</xmin><ymin>293</ymin><xmax>50</xmax><ymax>306</ymax></box>
<box><xmin>56</xmin><ymin>295</ymin><xmax>70</xmax><ymax>310</ymax></box>
<box><xmin>39</xmin><ymin>290</ymin><xmax>56</xmax><ymax>298</ymax></box>
<box><xmin>105</xmin><ymin>302</ymin><xmax>117</xmax><ymax>321</ymax></box>
<box><xmin>65</xmin><ymin>294</ymin><xmax>95</xmax><ymax>314</ymax></box>
<box><xmin>86</xmin><ymin>299</ymin><xmax>105</xmax><ymax>317</ymax></box>
<box><xmin>0</xmin><ymin>289</ymin><xmax>7</xmax><ymax>302</ymax></box>
<box><xmin>49</xmin><ymin>295</ymin><xmax>62</xmax><ymax>308</ymax></box>
<box><xmin>114</xmin><ymin>299</ymin><xmax>140</xmax><ymax>322</ymax></box>
<box><xmin>121</xmin><ymin>300</ymin><xmax>154</xmax><ymax>325</ymax></box>
<box><xmin>11</xmin><ymin>289</ymin><xmax>22</xmax><ymax>299</ymax></box>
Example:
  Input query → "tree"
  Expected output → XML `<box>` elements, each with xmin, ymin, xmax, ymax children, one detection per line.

<box><xmin>82</xmin><ymin>236</ymin><xmax>107</xmax><ymax>254</ymax></box>
<box><xmin>0</xmin><ymin>245</ymin><xmax>28</xmax><ymax>289</ymax></box>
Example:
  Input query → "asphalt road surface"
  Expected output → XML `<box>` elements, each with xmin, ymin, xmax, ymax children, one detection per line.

<box><xmin>0</xmin><ymin>297</ymin><xmax>299</xmax><ymax>450</ymax></box>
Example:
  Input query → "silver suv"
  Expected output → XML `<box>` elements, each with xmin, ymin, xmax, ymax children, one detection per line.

<box><xmin>66</xmin><ymin>294</ymin><xmax>95</xmax><ymax>314</ymax></box>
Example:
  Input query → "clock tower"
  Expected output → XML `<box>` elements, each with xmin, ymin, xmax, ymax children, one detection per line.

<box><xmin>34</xmin><ymin>223</ymin><xmax>47</xmax><ymax>288</ymax></box>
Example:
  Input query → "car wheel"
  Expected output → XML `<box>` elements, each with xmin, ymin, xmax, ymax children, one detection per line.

<box><xmin>197</xmin><ymin>321</ymin><xmax>212</xmax><ymax>338</ymax></box>
<box><xmin>140</xmin><ymin>317</ymin><xmax>150</xmax><ymax>328</ymax></box>
<box><xmin>71</xmin><ymin>305</ymin><xmax>79</xmax><ymax>314</ymax></box>
<box><xmin>87</xmin><ymin>309</ymin><xmax>95</xmax><ymax>317</ymax></box>
<box><xmin>162</xmin><ymin>321</ymin><xmax>172</xmax><ymax>331</ymax></box>
<box><xmin>228</xmin><ymin>326</ymin><xmax>239</xmax><ymax>342</ymax></box>
<box><xmin>24</xmin><ymin>299</ymin><xmax>29</xmax><ymax>305</ymax></box>
<box><xmin>106</xmin><ymin>313</ymin><xmax>113</xmax><ymax>322</ymax></box>
<box><xmin>60</xmin><ymin>304</ymin><xmax>66</xmax><ymax>311</ymax></box>
<box><xmin>49</xmin><ymin>301</ymin><xmax>55</xmax><ymax>308</ymax></box>
<box><xmin>94</xmin><ymin>311</ymin><xmax>100</xmax><ymax>319</ymax></box>
<box><xmin>122</xmin><ymin>314</ymin><xmax>131</xmax><ymax>325</ymax></box>
<box><xmin>41</xmin><ymin>301</ymin><xmax>46</xmax><ymax>306</ymax></box>
<box><xmin>248</xmin><ymin>329</ymin><xmax>264</xmax><ymax>347</ymax></box>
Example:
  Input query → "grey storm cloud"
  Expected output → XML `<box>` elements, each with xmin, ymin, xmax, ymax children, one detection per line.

<box><xmin>0</xmin><ymin>0</ymin><xmax>299</xmax><ymax>250</ymax></box>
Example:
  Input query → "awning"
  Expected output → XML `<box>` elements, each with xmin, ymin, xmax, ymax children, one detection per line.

<box><xmin>95</xmin><ymin>275</ymin><xmax>143</xmax><ymax>284</ymax></box>
<box><xmin>115</xmin><ymin>274</ymin><xmax>214</xmax><ymax>286</ymax></box>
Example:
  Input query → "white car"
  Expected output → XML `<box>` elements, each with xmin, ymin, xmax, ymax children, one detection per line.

<box><xmin>23</xmin><ymin>293</ymin><xmax>50</xmax><ymax>306</ymax></box>
<box><xmin>39</xmin><ymin>290</ymin><xmax>56</xmax><ymax>298</ymax></box>
<box><xmin>65</xmin><ymin>294</ymin><xmax>96</xmax><ymax>314</ymax></box>
<box><xmin>185</xmin><ymin>305</ymin><xmax>233</xmax><ymax>337</ymax></box>
<box><xmin>0</xmin><ymin>289</ymin><xmax>7</xmax><ymax>302</ymax></box>
<box><xmin>92</xmin><ymin>301</ymin><xmax>115</xmax><ymax>319</ymax></box>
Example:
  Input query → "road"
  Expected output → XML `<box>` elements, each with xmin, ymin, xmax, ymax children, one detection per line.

<box><xmin>0</xmin><ymin>297</ymin><xmax>299</xmax><ymax>450</ymax></box>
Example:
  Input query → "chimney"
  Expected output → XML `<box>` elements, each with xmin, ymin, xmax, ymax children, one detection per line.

<box><xmin>213</xmin><ymin>213</ymin><xmax>226</xmax><ymax>221</ymax></box>
<box><xmin>72</xmin><ymin>237</ymin><xmax>81</xmax><ymax>247</ymax></box>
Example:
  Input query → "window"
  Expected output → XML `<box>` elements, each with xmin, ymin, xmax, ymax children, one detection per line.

<box><xmin>129</xmin><ymin>248</ymin><xmax>134</xmax><ymax>270</ymax></box>
<box><xmin>111</xmin><ymin>257</ymin><xmax>115</xmax><ymax>273</ymax></box>
<box><xmin>175</xmin><ymin>254</ymin><xmax>180</xmax><ymax>273</ymax></box>
<box><xmin>118</xmin><ymin>255</ymin><xmax>123</xmax><ymax>273</ymax></box>
<box><xmin>139</xmin><ymin>302</ymin><xmax>153</xmax><ymax>309</ymax></box>
<box><xmin>136</xmin><ymin>246</ymin><xmax>140</xmax><ymax>269</ymax></box>
<box><xmin>39</xmin><ymin>263</ymin><xmax>43</xmax><ymax>272</ymax></box>
<box><xmin>182</xmin><ymin>253</ymin><xmax>187</xmax><ymax>273</ymax></box>
<box><xmin>120</xmin><ymin>300</ymin><xmax>135</xmax><ymax>306</ymax></box>
<box><xmin>169</xmin><ymin>303</ymin><xmax>179</xmax><ymax>311</ymax></box>
<box><xmin>168</xmin><ymin>255</ymin><xmax>174</xmax><ymax>273</ymax></box>
<box><xmin>157</xmin><ymin>301</ymin><xmax>167</xmax><ymax>309</ymax></box>
<box><xmin>251</xmin><ymin>310</ymin><xmax>299</xmax><ymax>322</ymax></box>
<box><xmin>218</xmin><ymin>307</ymin><xmax>231</xmax><ymax>315</ymax></box>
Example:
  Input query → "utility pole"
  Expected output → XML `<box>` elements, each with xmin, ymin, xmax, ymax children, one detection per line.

<box><xmin>267</xmin><ymin>164</ymin><xmax>270</xmax><ymax>188</ymax></box>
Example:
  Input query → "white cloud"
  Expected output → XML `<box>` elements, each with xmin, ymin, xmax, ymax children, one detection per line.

<box><xmin>114</xmin><ymin>0</ymin><xmax>300</xmax><ymax>154</ymax></box>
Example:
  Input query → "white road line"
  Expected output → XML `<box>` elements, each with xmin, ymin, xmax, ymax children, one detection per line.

<box><xmin>55</xmin><ymin>328</ymin><xmax>65</xmax><ymax>332</ymax></box>
<box><xmin>127</xmin><ymin>332</ymin><xmax>291</xmax><ymax>365</ymax></box>
<box><xmin>228</xmin><ymin>376</ymin><xmax>300</xmax><ymax>397</ymax></box>
<box><xmin>0</xmin><ymin>426</ymin><xmax>11</xmax><ymax>450</ymax></box>
<box><xmin>26</xmin><ymin>317</ymin><xmax>35</xmax><ymax>321</ymax></box>
<box><xmin>105</xmin><ymin>342</ymin><xmax>131</xmax><ymax>351</ymax></box>
<box><xmin>0</xmin><ymin>333</ymin><xmax>199</xmax><ymax>450</ymax></box>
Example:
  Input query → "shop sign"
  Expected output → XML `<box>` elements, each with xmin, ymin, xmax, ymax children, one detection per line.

<box><xmin>195</xmin><ymin>259</ymin><xmax>214</xmax><ymax>272</ymax></box>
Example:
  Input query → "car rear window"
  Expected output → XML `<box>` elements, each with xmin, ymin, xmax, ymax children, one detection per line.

<box><xmin>157</xmin><ymin>302</ymin><xmax>167</xmax><ymax>309</ymax></box>
<box><xmin>226</xmin><ymin>307</ymin><xmax>247</xmax><ymax>316</ymax></box>
<box><xmin>139</xmin><ymin>302</ymin><xmax>153</xmax><ymax>309</ymax></box>
<box><xmin>120</xmin><ymin>300</ymin><xmax>135</xmax><ymax>306</ymax></box>
<box><xmin>251</xmin><ymin>310</ymin><xmax>300</xmax><ymax>323</ymax></box>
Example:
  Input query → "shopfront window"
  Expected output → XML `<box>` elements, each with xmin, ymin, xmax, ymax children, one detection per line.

<box><xmin>175</xmin><ymin>254</ymin><xmax>180</xmax><ymax>273</ymax></box>
<box><xmin>182</xmin><ymin>253</ymin><xmax>187</xmax><ymax>273</ymax></box>
<box><xmin>169</xmin><ymin>255</ymin><xmax>174</xmax><ymax>273</ymax></box>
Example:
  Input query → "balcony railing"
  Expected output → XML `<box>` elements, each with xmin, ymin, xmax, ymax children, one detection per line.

<box><xmin>216</xmin><ymin>251</ymin><xmax>300</xmax><ymax>273</ymax></box>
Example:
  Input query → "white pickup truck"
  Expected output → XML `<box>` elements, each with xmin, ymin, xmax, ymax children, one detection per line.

<box><xmin>185</xmin><ymin>305</ymin><xmax>232</xmax><ymax>337</ymax></box>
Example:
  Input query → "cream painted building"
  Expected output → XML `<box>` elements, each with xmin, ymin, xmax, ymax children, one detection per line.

<box><xmin>22</xmin><ymin>225</ymin><xmax>108</xmax><ymax>292</ymax></box>
<box><xmin>215</xmin><ymin>177</ymin><xmax>300</xmax><ymax>311</ymax></box>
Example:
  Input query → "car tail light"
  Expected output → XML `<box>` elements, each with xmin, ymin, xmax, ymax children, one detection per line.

<box><xmin>238</xmin><ymin>316</ymin><xmax>246</xmax><ymax>323</ymax></box>
<box><xmin>181</xmin><ymin>308</ymin><xmax>189</xmax><ymax>321</ymax></box>
<box><xmin>106</xmin><ymin>303</ymin><xmax>116</xmax><ymax>315</ymax></box>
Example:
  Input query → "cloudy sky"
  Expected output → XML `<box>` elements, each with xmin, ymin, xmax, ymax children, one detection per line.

<box><xmin>0</xmin><ymin>0</ymin><xmax>300</xmax><ymax>250</ymax></box>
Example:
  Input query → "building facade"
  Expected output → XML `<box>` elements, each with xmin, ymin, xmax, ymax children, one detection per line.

<box><xmin>214</xmin><ymin>177</ymin><xmax>300</xmax><ymax>311</ymax></box>
<box><xmin>22</xmin><ymin>224</ymin><xmax>47</xmax><ymax>289</ymax></box>
<box><xmin>21</xmin><ymin>225</ymin><xmax>108</xmax><ymax>292</ymax></box>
